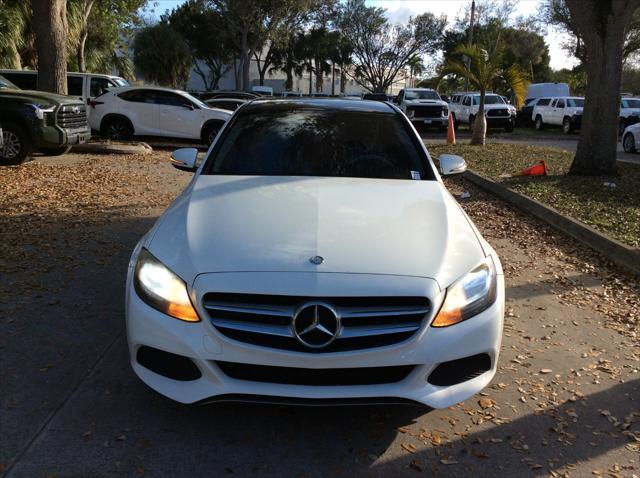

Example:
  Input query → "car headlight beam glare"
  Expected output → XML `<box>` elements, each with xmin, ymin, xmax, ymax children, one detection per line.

<box><xmin>134</xmin><ymin>248</ymin><xmax>200</xmax><ymax>322</ymax></box>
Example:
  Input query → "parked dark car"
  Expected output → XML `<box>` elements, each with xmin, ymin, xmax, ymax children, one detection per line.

<box><xmin>0</xmin><ymin>75</ymin><xmax>90</xmax><ymax>165</ymax></box>
<box><xmin>204</xmin><ymin>98</ymin><xmax>247</xmax><ymax>111</ymax></box>
<box><xmin>516</xmin><ymin>97</ymin><xmax>539</xmax><ymax>127</ymax></box>
<box><xmin>198</xmin><ymin>91</ymin><xmax>258</xmax><ymax>101</ymax></box>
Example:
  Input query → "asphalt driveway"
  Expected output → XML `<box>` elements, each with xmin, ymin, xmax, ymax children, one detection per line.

<box><xmin>1</xmin><ymin>151</ymin><xmax>638</xmax><ymax>478</ymax></box>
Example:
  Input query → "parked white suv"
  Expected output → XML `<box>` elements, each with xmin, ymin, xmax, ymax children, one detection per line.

<box><xmin>619</xmin><ymin>97</ymin><xmax>640</xmax><ymax>135</ymax></box>
<box><xmin>532</xmin><ymin>96</ymin><xmax>584</xmax><ymax>133</ymax></box>
<box><xmin>397</xmin><ymin>88</ymin><xmax>449</xmax><ymax>130</ymax></box>
<box><xmin>126</xmin><ymin>99</ymin><xmax>504</xmax><ymax>408</ymax></box>
<box><xmin>88</xmin><ymin>86</ymin><xmax>231</xmax><ymax>144</ymax></box>
<box><xmin>449</xmin><ymin>93</ymin><xmax>516</xmax><ymax>132</ymax></box>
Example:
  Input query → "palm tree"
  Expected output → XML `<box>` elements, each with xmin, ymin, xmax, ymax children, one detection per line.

<box><xmin>439</xmin><ymin>43</ymin><xmax>527</xmax><ymax>145</ymax></box>
<box><xmin>406</xmin><ymin>54</ymin><xmax>424</xmax><ymax>88</ymax></box>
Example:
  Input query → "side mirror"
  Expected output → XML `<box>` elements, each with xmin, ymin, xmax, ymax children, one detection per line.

<box><xmin>439</xmin><ymin>154</ymin><xmax>467</xmax><ymax>176</ymax></box>
<box><xmin>170</xmin><ymin>148</ymin><xmax>198</xmax><ymax>172</ymax></box>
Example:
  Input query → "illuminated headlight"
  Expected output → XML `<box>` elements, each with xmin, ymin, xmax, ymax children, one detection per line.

<box><xmin>29</xmin><ymin>103</ymin><xmax>56</xmax><ymax>120</ymax></box>
<box><xmin>133</xmin><ymin>248</ymin><xmax>200</xmax><ymax>322</ymax></box>
<box><xmin>431</xmin><ymin>257</ymin><xmax>497</xmax><ymax>327</ymax></box>
<box><xmin>508</xmin><ymin>106</ymin><xmax>516</xmax><ymax>115</ymax></box>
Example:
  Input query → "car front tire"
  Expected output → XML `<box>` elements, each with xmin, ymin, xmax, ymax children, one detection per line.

<box><xmin>562</xmin><ymin>117</ymin><xmax>573</xmax><ymax>134</ymax></box>
<box><xmin>623</xmin><ymin>132</ymin><xmax>636</xmax><ymax>153</ymax></box>
<box><xmin>0</xmin><ymin>122</ymin><xmax>31</xmax><ymax>166</ymax></box>
<box><xmin>534</xmin><ymin>115</ymin><xmax>544</xmax><ymax>131</ymax></box>
<box><xmin>101</xmin><ymin>117</ymin><xmax>133</xmax><ymax>141</ymax></box>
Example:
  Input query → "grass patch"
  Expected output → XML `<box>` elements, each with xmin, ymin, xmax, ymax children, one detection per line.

<box><xmin>427</xmin><ymin>143</ymin><xmax>640</xmax><ymax>248</ymax></box>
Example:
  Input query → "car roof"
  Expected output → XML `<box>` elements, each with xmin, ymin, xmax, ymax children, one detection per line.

<box><xmin>108</xmin><ymin>86</ymin><xmax>192</xmax><ymax>95</ymax></box>
<box><xmin>244</xmin><ymin>98</ymin><xmax>396</xmax><ymax>114</ymax></box>
<box><xmin>0</xmin><ymin>69</ymin><xmax>123</xmax><ymax>79</ymax></box>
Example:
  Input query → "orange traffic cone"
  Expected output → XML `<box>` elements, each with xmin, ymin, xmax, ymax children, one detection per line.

<box><xmin>447</xmin><ymin>113</ymin><xmax>456</xmax><ymax>145</ymax></box>
<box><xmin>520</xmin><ymin>160</ymin><xmax>547</xmax><ymax>176</ymax></box>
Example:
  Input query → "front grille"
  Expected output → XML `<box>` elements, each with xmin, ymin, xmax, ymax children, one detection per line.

<box><xmin>487</xmin><ymin>108</ymin><xmax>509</xmax><ymax>117</ymax></box>
<box><xmin>408</xmin><ymin>105</ymin><xmax>442</xmax><ymax>117</ymax></box>
<box><xmin>57</xmin><ymin>104</ymin><xmax>88</xmax><ymax>129</ymax></box>
<box><xmin>203</xmin><ymin>293</ymin><xmax>430</xmax><ymax>353</ymax></box>
<box><xmin>216</xmin><ymin>361</ymin><xmax>415</xmax><ymax>386</ymax></box>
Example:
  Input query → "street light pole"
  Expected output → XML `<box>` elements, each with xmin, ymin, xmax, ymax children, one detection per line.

<box><xmin>464</xmin><ymin>0</ymin><xmax>476</xmax><ymax>92</ymax></box>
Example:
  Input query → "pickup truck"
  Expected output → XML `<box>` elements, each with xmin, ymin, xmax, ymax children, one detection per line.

<box><xmin>396</xmin><ymin>88</ymin><xmax>449</xmax><ymax>131</ymax></box>
<box><xmin>0</xmin><ymin>74</ymin><xmax>90</xmax><ymax>165</ymax></box>
<box><xmin>532</xmin><ymin>96</ymin><xmax>584</xmax><ymax>134</ymax></box>
<box><xmin>448</xmin><ymin>92</ymin><xmax>516</xmax><ymax>131</ymax></box>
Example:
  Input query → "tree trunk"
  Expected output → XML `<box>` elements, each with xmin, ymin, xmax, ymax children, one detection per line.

<box><xmin>566</xmin><ymin>0</ymin><xmax>640</xmax><ymax>175</ymax></box>
<box><xmin>32</xmin><ymin>0</ymin><xmax>68</xmax><ymax>94</ymax></box>
<box><xmin>285</xmin><ymin>68</ymin><xmax>293</xmax><ymax>91</ymax></box>
<box><xmin>340</xmin><ymin>66</ymin><xmax>346</xmax><ymax>93</ymax></box>
<box><xmin>308</xmin><ymin>60</ymin><xmax>312</xmax><ymax>94</ymax></box>
<box><xmin>315</xmin><ymin>61</ymin><xmax>323</xmax><ymax>93</ymax></box>
<box><xmin>233</xmin><ymin>58</ymin><xmax>241</xmax><ymax>90</ymax></box>
<box><xmin>470</xmin><ymin>89</ymin><xmax>487</xmax><ymax>146</ymax></box>
<box><xmin>331</xmin><ymin>62</ymin><xmax>335</xmax><ymax>96</ymax></box>
<box><xmin>77</xmin><ymin>30</ymin><xmax>88</xmax><ymax>72</ymax></box>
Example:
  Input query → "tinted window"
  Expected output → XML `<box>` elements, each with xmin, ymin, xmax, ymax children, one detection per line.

<box><xmin>119</xmin><ymin>89</ymin><xmax>156</xmax><ymax>103</ymax></box>
<box><xmin>405</xmin><ymin>90</ymin><xmax>440</xmax><ymax>100</ymax></box>
<box><xmin>67</xmin><ymin>76</ymin><xmax>83</xmax><ymax>96</ymax></box>
<box><xmin>3</xmin><ymin>72</ymin><xmax>37</xmax><ymax>90</ymax></box>
<box><xmin>206</xmin><ymin>100</ymin><xmax>241</xmax><ymax>111</ymax></box>
<box><xmin>0</xmin><ymin>75</ymin><xmax>19</xmax><ymax>89</ymax></box>
<box><xmin>206</xmin><ymin>106</ymin><xmax>432</xmax><ymax>180</ymax></box>
<box><xmin>556</xmin><ymin>99</ymin><xmax>565</xmax><ymax>108</ymax></box>
<box><xmin>567</xmin><ymin>98</ymin><xmax>584</xmax><ymax>107</ymax></box>
<box><xmin>462</xmin><ymin>96</ymin><xmax>471</xmax><ymax>106</ymax></box>
<box><xmin>537</xmin><ymin>98</ymin><xmax>551</xmax><ymax>106</ymax></box>
<box><xmin>473</xmin><ymin>95</ymin><xmax>504</xmax><ymax>105</ymax></box>
<box><xmin>90</xmin><ymin>77</ymin><xmax>115</xmax><ymax>97</ymax></box>
<box><xmin>155</xmin><ymin>91</ymin><xmax>193</xmax><ymax>107</ymax></box>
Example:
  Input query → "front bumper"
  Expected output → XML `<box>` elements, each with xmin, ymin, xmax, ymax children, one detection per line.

<box><xmin>126</xmin><ymin>271</ymin><xmax>504</xmax><ymax>408</ymax></box>
<box><xmin>485</xmin><ymin>116</ymin><xmax>514</xmax><ymax>128</ymax></box>
<box><xmin>409</xmin><ymin>117</ymin><xmax>448</xmax><ymax>127</ymax></box>
<box><xmin>37</xmin><ymin>124</ymin><xmax>90</xmax><ymax>148</ymax></box>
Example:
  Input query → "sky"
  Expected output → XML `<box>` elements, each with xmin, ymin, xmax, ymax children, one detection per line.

<box><xmin>148</xmin><ymin>0</ymin><xmax>577</xmax><ymax>71</ymax></box>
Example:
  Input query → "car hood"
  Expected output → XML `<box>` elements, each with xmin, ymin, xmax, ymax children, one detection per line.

<box><xmin>405</xmin><ymin>99</ymin><xmax>446</xmax><ymax>105</ymax></box>
<box><xmin>0</xmin><ymin>89</ymin><xmax>83</xmax><ymax>104</ymax></box>
<box><xmin>148</xmin><ymin>176</ymin><xmax>485</xmax><ymax>289</ymax></box>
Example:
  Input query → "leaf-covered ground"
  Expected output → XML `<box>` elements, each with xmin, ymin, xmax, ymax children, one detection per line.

<box><xmin>427</xmin><ymin>143</ymin><xmax>640</xmax><ymax>248</ymax></box>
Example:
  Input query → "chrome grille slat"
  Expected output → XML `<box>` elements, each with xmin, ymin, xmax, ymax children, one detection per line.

<box><xmin>338</xmin><ymin>324</ymin><xmax>420</xmax><ymax>338</ymax></box>
<box><xmin>202</xmin><ymin>294</ymin><xmax>430</xmax><ymax>353</ymax></box>
<box><xmin>214</xmin><ymin>319</ymin><xmax>293</xmax><ymax>337</ymax></box>
<box><xmin>340</xmin><ymin>307</ymin><xmax>430</xmax><ymax>318</ymax></box>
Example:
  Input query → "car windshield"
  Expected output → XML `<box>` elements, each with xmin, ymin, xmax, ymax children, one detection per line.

<box><xmin>623</xmin><ymin>99</ymin><xmax>640</xmax><ymax>108</ymax></box>
<box><xmin>182</xmin><ymin>92</ymin><xmax>209</xmax><ymax>109</ymax></box>
<box><xmin>206</xmin><ymin>105</ymin><xmax>432</xmax><ymax>180</ymax></box>
<box><xmin>0</xmin><ymin>75</ymin><xmax>19</xmax><ymax>89</ymax></box>
<box><xmin>405</xmin><ymin>90</ymin><xmax>440</xmax><ymax>100</ymax></box>
<box><xmin>567</xmin><ymin>98</ymin><xmax>584</xmax><ymax>107</ymax></box>
<box><xmin>473</xmin><ymin>95</ymin><xmax>505</xmax><ymax>105</ymax></box>
<box><xmin>114</xmin><ymin>78</ymin><xmax>129</xmax><ymax>87</ymax></box>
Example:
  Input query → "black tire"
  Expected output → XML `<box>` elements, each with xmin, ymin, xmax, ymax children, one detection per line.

<box><xmin>39</xmin><ymin>145</ymin><xmax>72</xmax><ymax>156</ymax></box>
<box><xmin>202</xmin><ymin>121</ymin><xmax>224</xmax><ymax>145</ymax></box>
<box><xmin>562</xmin><ymin>117</ymin><xmax>573</xmax><ymax>134</ymax></box>
<box><xmin>534</xmin><ymin>115</ymin><xmax>544</xmax><ymax>131</ymax></box>
<box><xmin>100</xmin><ymin>116</ymin><xmax>133</xmax><ymax>140</ymax></box>
<box><xmin>504</xmin><ymin>120</ymin><xmax>514</xmax><ymax>133</ymax></box>
<box><xmin>623</xmin><ymin>132</ymin><xmax>636</xmax><ymax>153</ymax></box>
<box><xmin>0</xmin><ymin>122</ymin><xmax>32</xmax><ymax>166</ymax></box>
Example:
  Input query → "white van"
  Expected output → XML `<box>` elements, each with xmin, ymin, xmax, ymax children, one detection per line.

<box><xmin>0</xmin><ymin>70</ymin><xmax>129</xmax><ymax>117</ymax></box>
<box><xmin>525</xmin><ymin>83</ymin><xmax>570</xmax><ymax>101</ymax></box>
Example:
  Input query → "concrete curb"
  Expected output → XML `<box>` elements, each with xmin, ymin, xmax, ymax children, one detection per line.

<box><xmin>72</xmin><ymin>141</ymin><xmax>153</xmax><ymax>155</ymax></box>
<box><xmin>463</xmin><ymin>170</ymin><xmax>640</xmax><ymax>276</ymax></box>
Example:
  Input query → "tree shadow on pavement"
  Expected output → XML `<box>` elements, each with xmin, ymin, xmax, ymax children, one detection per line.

<box><xmin>371</xmin><ymin>378</ymin><xmax>639</xmax><ymax>477</ymax></box>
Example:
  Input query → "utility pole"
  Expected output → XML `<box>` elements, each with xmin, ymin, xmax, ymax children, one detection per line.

<box><xmin>464</xmin><ymin>0</ymin><xmax>476</xmax><ymax>92</ymax></box>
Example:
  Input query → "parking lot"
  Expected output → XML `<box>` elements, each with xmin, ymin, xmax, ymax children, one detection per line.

<box><xmin>1</xmin><ymin>150</ymin><xmax>638</xmax><ymax>478</ymax></box>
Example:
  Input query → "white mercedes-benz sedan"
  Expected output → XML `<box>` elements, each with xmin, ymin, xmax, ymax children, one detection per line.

<box><xmin>126</xmin><ymin>99</ymin><xmax>504</xmax><ymax>408</ymax></box>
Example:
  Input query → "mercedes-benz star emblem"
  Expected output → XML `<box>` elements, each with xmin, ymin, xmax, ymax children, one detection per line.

<box><xmin>292</xmin><ymin>301</ymin><xmax>340</xmax><ymax>348</ymax></box>
<box><xmin>309</xmin><ymin>255</ymin><xmax>324</xmax><ymax>265</ymax></box>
